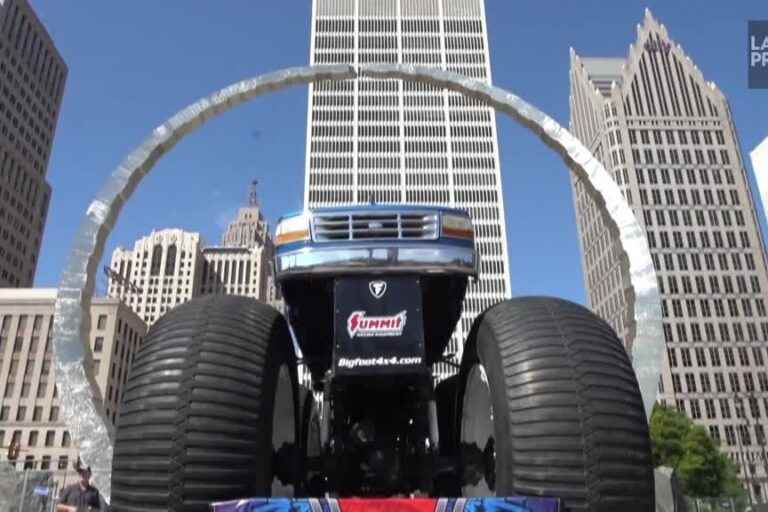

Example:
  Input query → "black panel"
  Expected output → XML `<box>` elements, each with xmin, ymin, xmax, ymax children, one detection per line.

<box><xmin>333</xmin><ymin>276</ymin><xmax>425</xmax><ymax>375</ymax></box>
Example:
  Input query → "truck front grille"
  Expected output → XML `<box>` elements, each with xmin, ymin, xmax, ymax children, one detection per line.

<box><xmin>313</xmin><ymin>212</ymin><xmax>438</xmax><ymax>242</ymax></box>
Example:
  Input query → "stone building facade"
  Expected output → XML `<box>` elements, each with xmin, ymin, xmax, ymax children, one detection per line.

<box><xmin>0</xmin><ymin>289</ymin><xmax>145</xmax><ymax>487</ymax></box>
<box><xmin>107</xmin><ymin>229</ymin><xmax>202</xmax><ymax>326</ymax></box>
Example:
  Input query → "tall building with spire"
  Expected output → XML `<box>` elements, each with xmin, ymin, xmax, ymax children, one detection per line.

<box><xmin>221</xmin><ymin>180</ymin><xmax>271</xmax><ymax>250</ymax></box>
<box><xmin>213</xmin><ymin>179</ymin><xmax>279</xmax><ymax>306</ymax></box>
<box><xmin>570</xmin><ymin>10</ymin><xmax>768</xmax><ymax>500</ymax></box>
<box><xmin>0</xmin><ymin>0</ymin><xmax>67</xmax><ymax>287</ymax></box>
<box><xmin>304</xmin><ymin>0</ymin><xmax>511</xmax><ymax>375</ymax></box>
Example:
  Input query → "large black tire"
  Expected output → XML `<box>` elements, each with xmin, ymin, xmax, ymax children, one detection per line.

<box><xmin>111</xmin><ymin>295</ymin><xmax>299</xmax><ymax>512</ymax></box>
<box><xmin>458</xmin><ymin>297</ymin><xmax>653</xmax><ymax>511</ymax></box>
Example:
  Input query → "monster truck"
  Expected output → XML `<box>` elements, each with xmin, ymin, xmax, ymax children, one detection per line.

<box><xmin>110</xmin><ymin>205</ymin><xmax>654</xmax><ymax>511</ymax></box>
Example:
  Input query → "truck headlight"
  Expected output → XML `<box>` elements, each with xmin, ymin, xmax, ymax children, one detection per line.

<box><xmin>275</xmin><ymin>213</ymin><xmax>311</xmax><ymax>246</ymax></box>
<box><xmin>441</xmin><ymin>213</ymin><xmax>474</xmax><ymax>240</ymax></box>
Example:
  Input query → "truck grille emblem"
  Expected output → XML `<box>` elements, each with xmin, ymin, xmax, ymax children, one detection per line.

<box><xmin>369</xmin><ymin>280</ymin><xmax>387</xmax><ymax>299</ymax></box>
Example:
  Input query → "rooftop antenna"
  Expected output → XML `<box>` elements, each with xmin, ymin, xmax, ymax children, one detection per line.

<box><xmin>248</xmin><ymin>179</ymin><xmax>259</xmax><ymax>207</ymax></box>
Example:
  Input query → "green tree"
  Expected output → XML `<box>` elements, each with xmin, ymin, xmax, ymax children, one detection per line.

<box><xmin>721</xmin><ymin>455</ymin><xmax>746</xmax><ymax>497</ymax></box>
<box><xmin>650</xmin><ymin>404</ymin><xmax>745</xmax><ymax>498</ymax></box>
<box><xmin>677</xmin><ymin>425</ymin><xmax>725</xmax><ymax>496</ymax></box>
<box><xmin>650</xmin><ymin>402</ymin><xmax>691</xmax><ymax>468</ymax></box>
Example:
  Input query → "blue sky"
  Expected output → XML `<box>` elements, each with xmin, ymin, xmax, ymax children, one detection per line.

<box><xmin>31</xmin><ymin>1</ymin><xmax>768</xmax><ymax>302</ymax></box>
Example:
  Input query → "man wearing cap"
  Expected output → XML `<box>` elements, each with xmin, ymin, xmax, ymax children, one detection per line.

<box><xmin>56</xmin><ymin>460</ymin><xmax>103</xmax><ymax>511</ymax></box>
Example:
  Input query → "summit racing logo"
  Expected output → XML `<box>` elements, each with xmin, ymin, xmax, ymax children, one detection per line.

<box><xmin>347</xmin><ymin>310</ymin><xmax>407</xmax><ymax>338</ymax></box>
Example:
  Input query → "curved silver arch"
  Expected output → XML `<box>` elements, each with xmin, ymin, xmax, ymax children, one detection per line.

<box><xmin>53</xmin><ymin>64</ymin><xmax>662</xmax><ymax>499</ymax></box>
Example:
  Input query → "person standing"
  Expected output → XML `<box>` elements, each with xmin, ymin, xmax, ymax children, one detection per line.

<box><xmin>56</xmin><ymin>460</ymin><xmax>103</xmax><ymax>512</ymax></box>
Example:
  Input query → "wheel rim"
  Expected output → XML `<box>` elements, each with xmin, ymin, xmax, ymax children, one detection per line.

<box><xmin>460</xmin><ymin>363</ymin><xmax>496</xmax><ymax>497</ymax></box>
<box><xmin>271</xmin><ymin>364</ymin><xmax>296</xmax><ymax>496</ymax></box>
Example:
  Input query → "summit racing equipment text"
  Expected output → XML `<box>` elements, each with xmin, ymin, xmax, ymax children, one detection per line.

<box><xmin>347</xmin><ymin>310</ymin><xmax>407</xmax><ymax>338</ymax></box>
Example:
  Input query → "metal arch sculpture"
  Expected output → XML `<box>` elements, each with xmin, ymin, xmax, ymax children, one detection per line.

<box><xmin>52</xmin><ymin>63</ymin><xmax>663</xmax><ymax>499</ymax></box>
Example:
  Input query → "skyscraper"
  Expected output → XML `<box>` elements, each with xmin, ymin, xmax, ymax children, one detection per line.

<box><xmin>218</xmin><ymin>180</ymin><xmax>279</xmax><ymax>305</ymax></box>
<box><xmin>305</xmin><ymin>0</ymin><xmax>511</xmax><ymax>373</ymax></box>
<box><xmin>221</xmin><ymin>180</ymin><xmax>271</xmax><ymax>250</ymax></box>
<box><xmin>570</xmin><ymin>10</ymin><xmax>768</xmax><ymax>500</ymax></box>
<box><xmin>0</xmin><ymin>0</ymin><xmax>67</xmax><ymax>287</ymax></box>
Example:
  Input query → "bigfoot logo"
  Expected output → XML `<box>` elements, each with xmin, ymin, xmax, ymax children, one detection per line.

<box><xmin>347</xmin><ymin>310</ymin><xmax>407</xmax><ymax>338</ymax></box>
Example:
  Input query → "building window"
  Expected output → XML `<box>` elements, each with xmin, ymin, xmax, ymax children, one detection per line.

<box><xmin>685</xmin><ymin>373</ymin><xmax>697</xmax><ymax>393</ymax></box>
<box><xmin>724</xmin><ymin>348</ymin><xmax>735</xmax><ymax>367</ymax></box>
<box><xmin>704</xmin><ymin>399</ymin><xmax>716</xmax><ymax>419</ymax></box>
<box><xmin>758</xmin><ymin>372</ymin><xmax>768</xmax><ymax>392</ymax></box>
<box><xmin>15</xmin><ymin>406</ymin><xmax>25</xmax><ymax>422</ymax></box>
<box><xmin>667</xmin><ymin>348</ymin><xmax>678</xmax><ymax>367</ymax></box>
<box><xmin>58</xmin><ymin>455</ymin><xmax>69</xmax><ymax>470</ymax></box>
<box><xmin>97</xmin><ymin>315</ymin><xmax>107</xmax><ymax>330</ymax></box>
<box><xmin>672</xmin><ymin>374</ymin><xmax>682</xmax><ymax>393</ymax></box>
<box><xmin>40</xmin><ymin>456</ymin><xmax>51</xmax><ymax>470</ymax></box>
<box><xmin>94</xmin><ymin>337</ymin><xmax>104</xmax><ymax>352</ymax></box>
<box><xmin>150</xmin><ymin>244</ymin><xmax>163</xmax><ymax>276</ymax></box>
<box><xmin>33</xmin><ymin>406</ymin><xmax>42</xmax><ymax>422</ymax></box>
<box><xmin>62</xmin><ymin>431</ymin><xmax>71</xmax><ymax>447</ymax></box>
<box><xmin>45</xmin><ymin>430</ymin><xmax>55</xmax><ymax>447</ymax></box>
<box><xmin>739</xmin><ymin>425</ymin><xmax>751</xmax><ymax>445</ymax></box>
<box><xmin>720</xmin><ymin>399</ymin><xmax>731</xmax><ymax>419</ymax></box>
<box><xmin>49</xmin><ymin>406</ymin><xmax>59</xmax><ymax>422</ymax></box>
<box><xmin>27</xmin><ymin>431</ymin><xmax>38</xmax><ymax>447</ymax></box>
<box><xmin>165</xmin><ymin>244</ymin><xmax>177</xmax><ymax>276</ymax></box>
<box><xmin>690</xmin><ymin>400</ymin><xmax>701</xmax><ymax>419</ymax></box>
<box><xmin>729</xmin><ymin>373</ymin><xmax>741</xmax><ymax>393</ymax></box>
<box><xmin>714</xmin><ymin>373</ymin><xmax>726</xmax><ymax>392</ymax></box>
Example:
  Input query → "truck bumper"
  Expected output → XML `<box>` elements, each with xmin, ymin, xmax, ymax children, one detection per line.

<box><xmin>275</xmin><ymin>243</ymin><xmax>477</xmax><ymax>279</ymax></box>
